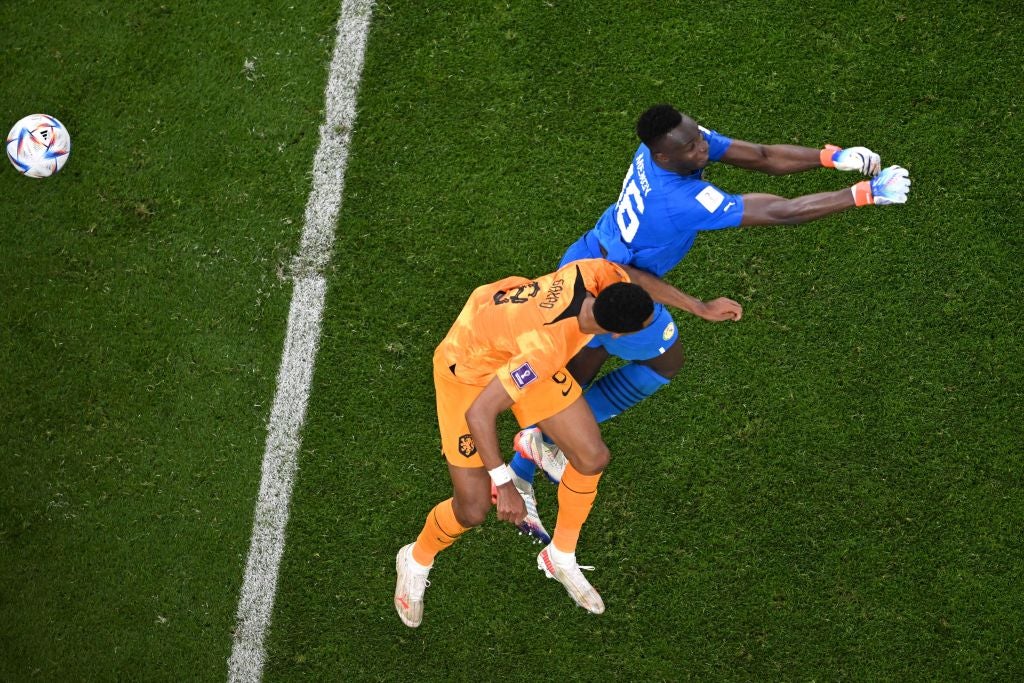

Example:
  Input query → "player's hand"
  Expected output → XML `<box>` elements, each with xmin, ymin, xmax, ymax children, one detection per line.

<box><xmin>699</xmin><ymin>297</ymin><xmax>743</xmax><ymax>322</ymax></box>
<box><xmin>868</xmin><ymin>165</ymin><xmax>911</xmax><ymax>205</ymax></box>
<box><xmin>494</xmin><ymin>482</ymin><xmax>527</xmax><ymax>525</ymax></box>
<box><xmin>832</xmin><ymin>146</ymin><xmax>882</xmax><ymax>176</ymax></box>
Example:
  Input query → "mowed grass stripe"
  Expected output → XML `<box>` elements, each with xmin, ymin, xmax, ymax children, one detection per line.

<box><xmin>1</xmin><ymin>2</ymin><xmax>342</xmax><ymax>679</ymax></box>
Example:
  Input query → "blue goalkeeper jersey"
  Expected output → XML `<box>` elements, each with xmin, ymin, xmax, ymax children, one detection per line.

<box><xmin>582</xmin><ymin>127</ymin><xmax>743</xmax><ymax>278</ymax></box>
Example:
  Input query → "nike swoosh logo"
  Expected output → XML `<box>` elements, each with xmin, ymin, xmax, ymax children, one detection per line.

<box><xmin>724</xmin><ymin>201</ymin><xmax>736</xmax><ymax>212</ymax></box>
<box><xmin>561</xmin><ymin>382</ymin><xmax>574</xmax><ymax>397</ymax></box>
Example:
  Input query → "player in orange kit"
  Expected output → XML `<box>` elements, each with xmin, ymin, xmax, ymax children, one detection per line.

<box><xmin>394</xmin><ymin>258</ymin><xmax>741</xmax><ymax>627</ymax></box>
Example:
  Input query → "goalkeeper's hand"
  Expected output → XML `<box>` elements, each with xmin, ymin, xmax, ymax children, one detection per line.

<box><xmin>852</xmin><ymin>165</ymin><xmax>911</xmax><ymax>206</ymax></box>
<box><xmin>822</xmin><ymin>144</ymin><xmax>882</xmax><ymax>176</ymax></box>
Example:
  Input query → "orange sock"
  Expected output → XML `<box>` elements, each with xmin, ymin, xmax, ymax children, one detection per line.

<box><xmin>412</xmin><ymin>498</ymin><xmax>470</xmax><ymax>566</ymax></box>
<box><xmin>552</xmin><ymin>463</ymin><xmax>603</xmax><ymax>554</ymax></box>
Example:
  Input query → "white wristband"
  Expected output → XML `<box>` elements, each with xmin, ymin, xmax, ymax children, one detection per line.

<box><xmin>488</xmin><ymin>464</ymin><xmax>513</xmax><ymax>487</ymax></box>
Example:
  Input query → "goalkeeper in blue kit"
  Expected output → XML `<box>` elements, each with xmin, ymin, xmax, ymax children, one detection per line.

<box><xmin>507</xmin><ymin>104</ymin><xmax>912</xmax><ymax>540</ymax></box>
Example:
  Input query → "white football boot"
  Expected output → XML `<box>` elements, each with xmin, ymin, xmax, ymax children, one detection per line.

<box><xmin>537</xmin><ymin>544</ymin><xmax>605</xmax><ymax>614</ymax></box>
<box><xmin>394</xmin><ymin>543</ymin><xmax>432</xmax><ymax>628</ymax></box>
<box><xmin>514</xmin><ymin>427</ymin><xmax>567</xmax><ymax>483</ymax></box>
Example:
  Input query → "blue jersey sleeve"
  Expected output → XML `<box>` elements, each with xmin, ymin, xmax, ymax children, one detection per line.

<box><xmin>699</xmin><ymin>126</ymin><xmax>733</xmax><ymax>162</ymax></box>
<box><xmin>669</xmin><ymin>181</ymin><xmax>744</xmax><ymax>231</ymax></box>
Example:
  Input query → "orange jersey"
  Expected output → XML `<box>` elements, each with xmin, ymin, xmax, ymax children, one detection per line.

<box><xmin>435</xmin><ymin>258</ymin><xmax>630</xmax><ymax>403</ymax></box>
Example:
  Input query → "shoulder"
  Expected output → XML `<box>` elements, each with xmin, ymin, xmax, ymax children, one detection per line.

<box><xmin>560</xmin><ymin>258</ymin><xmax>628</xmax><ymax>289</ymax></box>
<box><xmin>698</xmin><ymin>124</ymin><xmax>734</xmax><ymax>161</ymax></box>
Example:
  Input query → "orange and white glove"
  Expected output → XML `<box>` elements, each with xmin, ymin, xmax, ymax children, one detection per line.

<box><xmin>821</xmin><ymin>144</ymin><xmax>882</xmax><ymax>176</ymax></box>
<box><xmin>851</xmin><ymin>165</ymin><xmax>911</xmax><ymax>206</ymax></box>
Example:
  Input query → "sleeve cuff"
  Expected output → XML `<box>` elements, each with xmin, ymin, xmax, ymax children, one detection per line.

<box><xmin>852</xmin><ymin>181</ymin><xmax>873</xmax><ymax>207</ymax></box>
<box><xmin>820</xmin><ymin>144</ymin><xmax>841</xmax><ymax>168</ymax></box>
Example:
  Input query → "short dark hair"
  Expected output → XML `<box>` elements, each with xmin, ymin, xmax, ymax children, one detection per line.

<box><xmin>593</xmin><ymin>283</ymin><xmax>654</xmax><ymax>334</ymax></box>
<box><xmin>636</xmin><ymin>104</ymin><xmax>682</xmax><ymax>148</ymax></box>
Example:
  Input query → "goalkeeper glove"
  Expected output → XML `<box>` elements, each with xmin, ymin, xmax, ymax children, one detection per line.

<box><xmin>821</xmin><ymin>144</ymin><xmax>882</xmax><ymax>176</ymax></box>
<box><xmin>851</xmin><ymin>165</ymin><xmax>911</xmax><ymax>206</ymax></box>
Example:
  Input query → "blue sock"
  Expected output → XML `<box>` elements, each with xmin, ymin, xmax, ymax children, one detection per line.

<box><xmin>585</xmin><ymin>362</ymin><xmax>670</xmax><ymax>424</ymax></box>
<box><xmin>509</xmin><ymin>450</ymin><xmax>536</xmax><ymax>480</ymax></box>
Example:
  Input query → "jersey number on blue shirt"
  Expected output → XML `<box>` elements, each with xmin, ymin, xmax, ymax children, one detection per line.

<box><xmin>615</xmin><ymin>164</ymin><xmax>645</xmax><ymax>243</ymax></box>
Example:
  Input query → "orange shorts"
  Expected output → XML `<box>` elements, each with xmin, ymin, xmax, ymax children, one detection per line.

<box><xmin>433</xmin><ymin>361</ymin><xmax>583</xmax><ymax>468</ymax></box>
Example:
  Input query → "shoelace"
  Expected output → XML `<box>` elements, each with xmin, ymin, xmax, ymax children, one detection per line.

<box><xmin>408</xmin><ymin>577</ymin><xmax>430</xmax><ymax>600</ymax></box>
<box><xmin>550</xmin><ymin>555</ymin><xmax>595</xmax><ymax>574</ymax></box>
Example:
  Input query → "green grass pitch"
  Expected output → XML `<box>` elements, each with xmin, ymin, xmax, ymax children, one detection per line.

<box><xmin>2</xmin><ymin>1</ymin><xmax>1021</xmax><ymax>680</ymax></box>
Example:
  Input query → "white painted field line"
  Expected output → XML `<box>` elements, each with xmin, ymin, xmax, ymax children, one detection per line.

<box><xmin>227</xmin><ymin>1</ymin><xmax>374</xmax><ymax>681</ymax></box>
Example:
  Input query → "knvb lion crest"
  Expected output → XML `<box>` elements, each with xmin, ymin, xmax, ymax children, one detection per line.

<box><xmin>457</xmin><ymin>434</ymin><xmax>477</xmax><ymax>458</ymax></box>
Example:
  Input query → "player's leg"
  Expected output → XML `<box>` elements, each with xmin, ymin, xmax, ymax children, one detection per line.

<box><xmin>396</xmin><ymin>464</ymin><xmax>487</xmax><ymax>628</ymax></box>
<box><xmin>567</xmin><ymin>344</ymin><xmax>611</xmax><ymax>386</ymax></box>
<box><xmin>413</xmin><ymin>463</ymin><xmax>490</xmax><ymax>565</ymax></box>
<box><xmin>508</xmin><ymin>344</ymin><xmax>610</xmax><ymax>484</ymax></box>
<box><xmin>511</xmin><ymin>310</ymin><xmax>680</xmax><ymax>486</ymax></box>
<box><xmin>638</xmin><ymin>336</ymin><xmax>684</xmax><ymax>378</ymax></box>
<box><xmin>536</xmin><ymin>397</ymin><xmax>608</xmax><ymax>549</ymax></box>
<box><xmin>532</xmin><ymin>396</ymin><xmax>609</xmax><ymax>614</ymax></box>
<box><xmin>581</xmin><ymin>305</ymin><xmax>679</xmax><ymax>423</ymax></box>
<box><xmin>396</xmin><ymin>367</ymin><xmax>488</xmax><ymax>628</ymax></box>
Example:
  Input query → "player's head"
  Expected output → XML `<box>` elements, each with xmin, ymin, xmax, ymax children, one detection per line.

<box><xmin>636</xmin><ymin>104</ymin><xmax>709</xmax><ymax>173</ymax></box>
<box><xmin>592</xmin><ymin>283</ymin><xmax>654</xmax><ymax>334</ymax></box>
<box><xmin>636</xmin><ymin>104</ymin><xmax>683</xmax><ymax>147</ymax></box>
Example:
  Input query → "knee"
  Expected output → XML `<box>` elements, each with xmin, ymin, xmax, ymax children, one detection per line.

<box><xmin>452</xmin><ymin>496</ymin><xmax>490</xmax><ymax>528</ymax></box>
<box><xmin>654</xmin><ymin>363</ymin><xmax>680</xmax><ymax>380</ymax></box>
<box><xmin>572</xmin><ymin>442</ymin><xmax>610</xmax><ymax>475</ymax></box>
<box><xmin>642</xmin><ymin>345</ymin><xmax>685</xmax><ymax>380</ymax></box>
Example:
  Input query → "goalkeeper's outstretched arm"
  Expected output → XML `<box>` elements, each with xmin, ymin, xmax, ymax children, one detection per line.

<box><xmin>740</xmin><ymin>165</ymin><xmax>911</xmax><ymax>226</ymax></box>
<box><xmin>722</xmin><ymin>139</ymin><xmax>882</xmax><ymax>176</ymax></box>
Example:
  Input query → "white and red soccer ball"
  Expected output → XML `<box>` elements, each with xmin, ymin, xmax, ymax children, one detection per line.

<box><xmin>6</xmin><ymin>114</ymin><xmax>71</xmax><ymax>178</ymax></box>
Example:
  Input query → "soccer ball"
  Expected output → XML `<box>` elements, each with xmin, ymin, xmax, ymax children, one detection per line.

<box><xmin>6</xmin><ymin>114</ymin><xmax>71</xmax><ymax>178</ymax></box>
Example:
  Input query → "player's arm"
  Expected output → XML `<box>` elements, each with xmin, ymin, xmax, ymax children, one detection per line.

<box><xmin>739</xmin><ymin>165</ymin><xmax>911</xmax><ymax>226</ymax></box>
<box><xmin>722</xmin><ymin>139</ymin><xmax>881</xmax><ymax>176</ymax></box>
<box><xmin>464</xmin><ymin>377</ymin><xmax>526</xmax><ymax>525</ymax></box>
<box><xmin>620</xmin><ymin>264</ymin><xmax>742</xmax><ymax>322</ymax></box>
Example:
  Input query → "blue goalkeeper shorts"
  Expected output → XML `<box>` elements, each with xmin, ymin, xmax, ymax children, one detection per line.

<box><xmin>585</xmin><ymin>303</ymin><xmax>678</xmax><ymax>361</ymax></box>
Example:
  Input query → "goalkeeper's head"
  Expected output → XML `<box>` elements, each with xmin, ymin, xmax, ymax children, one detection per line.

<box><xmin>636</xmin><ymin>104</ymin><xmax>709</xmax><ymax>174</ymax></box>
<box><xmin>593</xmin><ymin>283</ymin><xmax>654</xmax><ymax>334</ymax></box>
<box><xmin>636</xmin><ymin>104</ymin><xmax>683</xmax><ymax>148</ymax></box>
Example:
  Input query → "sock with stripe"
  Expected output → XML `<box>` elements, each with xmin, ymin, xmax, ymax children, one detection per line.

<box><xmin>584</xmin><ymin>361</ymin><xmax>670</xmax><ymax>423</ymax></box>
<box><xmin>551</xmin><ymin>462</ymin><xmax>603</xmax><ymax>554</ymax></box>
<box><xmin>412</xmin><ymin>497</ymin><xmax>470</xmax><ymax>566</ymax></box>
